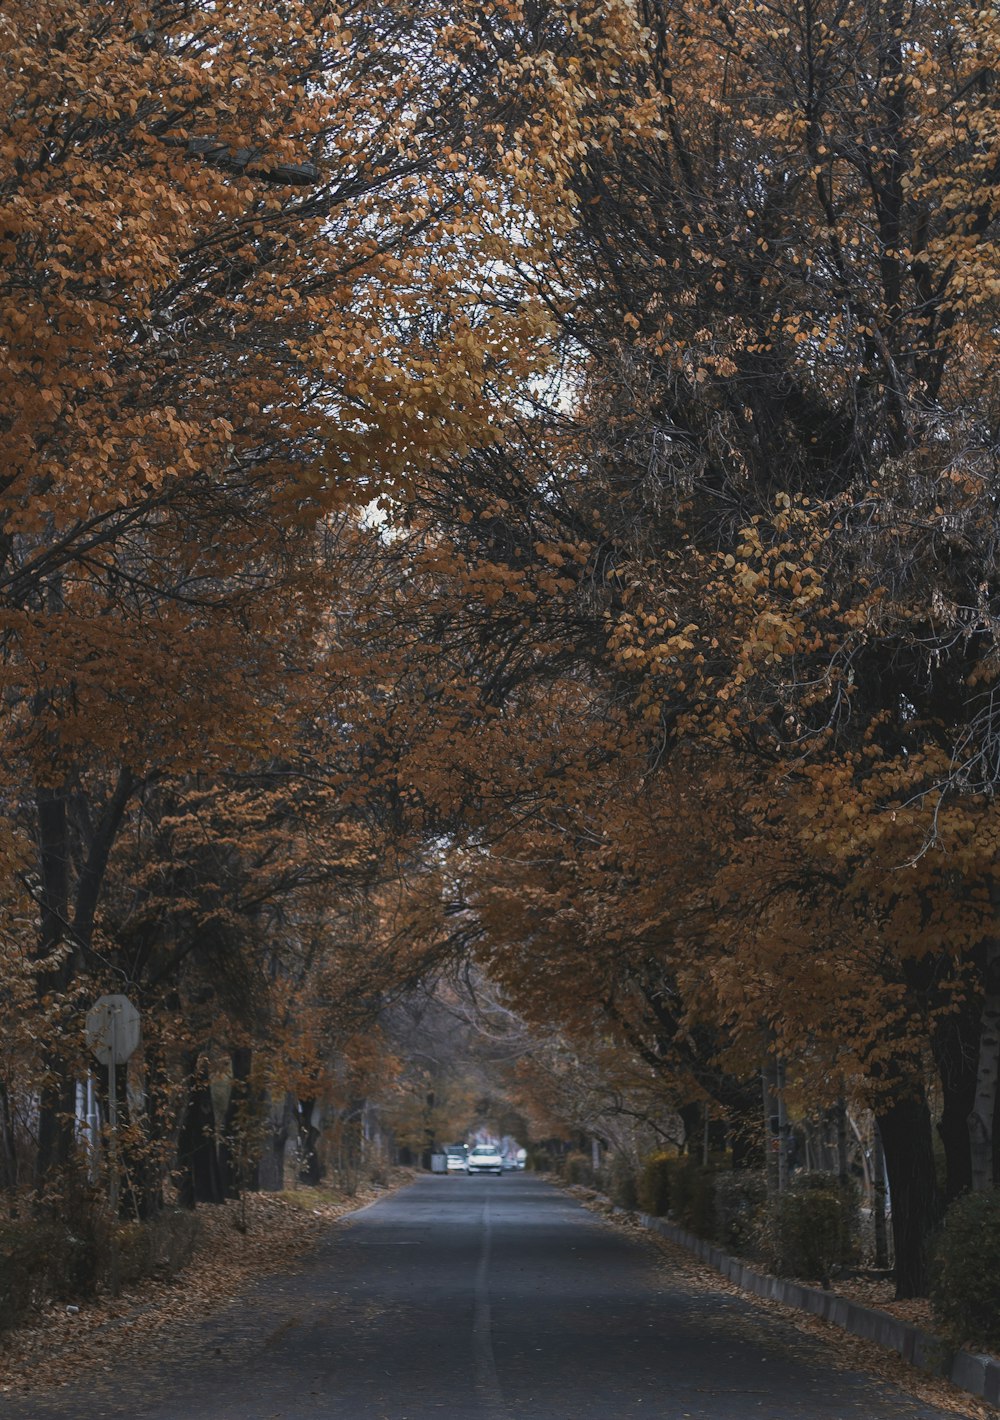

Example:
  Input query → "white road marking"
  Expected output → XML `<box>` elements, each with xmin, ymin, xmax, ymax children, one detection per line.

<box><xmin>473</xmin><ymin>1195</ymin><xmax>506</xmax><ymax>1414</ymax></box>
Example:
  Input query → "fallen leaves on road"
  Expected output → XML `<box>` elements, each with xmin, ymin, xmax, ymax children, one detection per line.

<box><xmin>0</xmin><ymin>1170</ymin><xmax>415</xmax><ymax>1397</ymax></box>
<box><xmin>563</xmin><ymin>1184</ymin><xmax>995</xmax><ymax>1420</ymax></box>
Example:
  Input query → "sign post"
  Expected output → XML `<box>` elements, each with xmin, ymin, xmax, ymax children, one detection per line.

<box><xmin>85</xmin><ymin>995</ymin><xmax>140</xmax><ymax>1293</ymax></box>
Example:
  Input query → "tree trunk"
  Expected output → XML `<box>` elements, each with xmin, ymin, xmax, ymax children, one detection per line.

<box><xmin>873</xmin><ymin>1121</ymin><xmax>889</xmax><ymax>1271</ymax></box>
<box><xmin>927</xmin><ymin>984</ymin><xmax>979</xmax><ymax>1203</ymax></box>
<box><xmin>969</xmin><ymin>913</ymin><xmax>1000</xmax><ymax>1191</ymax></box>
<box><xmin>257</xmin><ymin>1091</ymin><xmax>293</xmax><ymax>1192</ymax></box>
<box><xmin>176</xmin><ymin>1051</ymin><xmax>225</xmax><ymax>1207</ymax></box>
<box><xmin>133</xmin><ymin>1031</ymin><xmax>170</xmax><ymax>1220</ymax></box>
<box><xmin>95</xmin><ymin>1055</ymin><xmax>132</xmax><ymax>1217</ymax></box>
<box><xmin>0</xmin><ymin>1083</ymin><xmax>18</xmax><ymax>1191</ymax></box>
<box><xmin>876</xmin><ymin>1090</ymin><xmax>939</xmax><ymax>1298</ymax></box>
<box><xmin>678</xmin><ymin>1101</ymin><xmax>701</xmax><ymax>1155</ymax></box>
<box><xmin>296</xmin><ymin>1097</ymin><xmax>325</xmax><ymax>1185</ymax></box>
<box><xmin>776</xmin><ymin>1059</ymin><xmax>789</xmax><ymax>1193</ymax></box>
<box><xmin>762</xmin><ymin>1062</ymin><xmax>779</xmax><ymax>1196</ymax></box>
<box><xmin>33</xmin><ymin>784</ymin><xmax>76</xmax><ymax>1188</ymax></box>
<box><xmin>938</xmin><ymin>1064</ymin><xmax>975</xmax><ymax>1202</ymax></box>
<box><xmin>220</xmin><ymin>1046</ymin><xmax>260</xmax><ymax>1198</ymax></box>
<box><xmin>835</xmin><ymin>1095</ymin><xmax>849</xmax><ymax>1188</ymax></box>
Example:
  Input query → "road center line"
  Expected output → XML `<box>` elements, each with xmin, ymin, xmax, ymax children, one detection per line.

<box><xmin>473</xmin><ymin>1195</ymin><xmax>505</xmax><ymax>1414</ymax></box>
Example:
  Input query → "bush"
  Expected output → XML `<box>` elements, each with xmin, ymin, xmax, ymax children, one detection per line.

<box><xmin>606</xmin><ymin>1154</ymin><xmax>638</xmax><ymax>1210</ymax></box>
<box><xmin>0</xmin><ymin>1207</ymin><xmax>200</xmax><ymax>1334</ymax></box>
<box><xmin>712</xmin><ymin>1169</ymin><xmax>767</xmax><ymax>1254</ymax></box>
<box><xmin>115</xmin><ymin>1210</ymin><xmax>200</xmax><ymax>1287</ymax></box>
<box><xmin>767</xmin><ymin>1180</ymin><xmax>846</xmax><ymax>1282</ymax></box>
<box><xmin>526</xmin><ymin>1147</ymin><xmax>553</xmax><ymax>1173</ymax></box>
<box><xmin>563</xmin><ymin>1151</ymin><xmax>597</xmax><ymax>1187</ymax></box>
<box><xmin>0</xmin><ymin>1220</ymin><xmax>71</xmax><ymax>1332</ymax></box>
<box><xmin>637</xmin><ymin>1152</ymin><xmax>674</xmax><ymax>1216</ymax></box>
<box><xmin>931</xmin><ymin>1190</ymin><xmax>1000</xmax><ymax>1351</ymax></box>
<box><xmin>668</xmin><ymin>1158</ymin><xmax>715</xmax><ymax>1238</ymax></box>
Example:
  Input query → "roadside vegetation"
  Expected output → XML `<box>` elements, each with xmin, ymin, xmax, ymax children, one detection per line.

<box><xmin>4</xmin><ymin>0</ymin><xmax>1000</xmax><ymax>1347</ymax></box>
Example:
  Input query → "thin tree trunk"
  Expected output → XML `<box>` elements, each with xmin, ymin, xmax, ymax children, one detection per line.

<box><xmin>296</xmin><ymin>1097</ymin><xmax>324</xmax><ymax>1185</ymax></box>
<box><xmin>969</xmin><ymin>903</ymin><xmax>1000</xmax><ymax>1191</ymax></box>
<box><xmin>939</xmin><ymin>1069</ymin><xmax>976</xmax><ymax>1201</ymax></box>
<box><xmin>776</xmin><ymin>1058</ymin><xmax>789</xmax><ymax>1193</ymax></box>
<box><xmin>0</xmin><ymin>1083</ymin><xmax>18</xmax><ymax>1191</ymax></box>
<box><xmin>847</xmin><ymin>1112</ymin><xmax>871</xmax><ymax>1198</ymax></box>
<box><xmin>930</xmin><ymin>988</ymin><xmax>978</xmax><ymax>1202</ymax></box>
<box><xmin>34</xmin><ymin>783</ymin><xmax>75</xmax><ymax>1188</ymax></box>
<box><xmin>873</xmin><ymin>1121</ymin><xmax>889</xmax><ymax>1271</ymax></box>
<box><xmin>134</xmin><ymin>1029</ymin><xmax>169</xmax><ymax>1220</ymax></box>
<box><xmin>220</xmin><ymin>1046</ymin><xmax>259</xmax><ymax>1198</ymax></box>
<box><xmin>34</xmin><ymin>769</ymin><xmax>137</xmax><ymax>1192</ymax></box>
<box><xmin>835</xmin><ymin>1095</ymin><xmax>849</xmax><ymax>1188</ymax></box>
<box><xmin>762</xmin><ymin>1062</ymin><xmax>778</xmax><ymax>1197</ymax></box>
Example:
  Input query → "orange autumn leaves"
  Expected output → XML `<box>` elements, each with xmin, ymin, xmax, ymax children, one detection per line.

<box><xmin>6</xmin><ymin>0</ymin><xmax>1000</xmax><ymax>1214</ymax></box>
<box><xmin>349</xmin><ymin>0</ymin><xmax>1000</xmax><ymax>1150</ymax></box>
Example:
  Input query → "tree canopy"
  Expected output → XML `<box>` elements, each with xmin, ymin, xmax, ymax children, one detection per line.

<box><xmin>5</xmin><ymin>0</ymin><xmax>1000</xmax><ymax>1305</ymax></box>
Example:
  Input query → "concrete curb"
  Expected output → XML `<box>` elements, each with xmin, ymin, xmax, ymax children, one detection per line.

<box><xmin>627</xmin><ymin>1209</ymin><xmax>1000</xmax><ymax>1406</ymax></box>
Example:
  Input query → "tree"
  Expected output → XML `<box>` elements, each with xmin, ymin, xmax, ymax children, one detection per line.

<box><xmin>1</xmin><ymin>0</ymin><xmax>595</xmax><ymax>1198</ymax></box>
<box><xmin>401</xmin><ymin>0</ymin><xmax>1000</xmax><ymax>1294</ymax></box>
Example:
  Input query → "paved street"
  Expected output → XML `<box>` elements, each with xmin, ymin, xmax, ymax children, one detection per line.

<box><xmin>0</xmin><ymin>1176</ymin><xmax>963</xmax><ymax>1419</ymax></box>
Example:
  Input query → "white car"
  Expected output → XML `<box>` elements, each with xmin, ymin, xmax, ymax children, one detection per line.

<box><xmin>445</xmin><ymin>1147</ymin><xmax>468</xmax><ymax>1173</ymax></box>
<box><xmin>466</xmin><ymin>1144</ymin><xmax>503</xmax><ymax>1175</ymax></box>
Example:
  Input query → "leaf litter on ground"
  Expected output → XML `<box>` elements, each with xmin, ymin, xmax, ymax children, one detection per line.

<box><xmin>564</xmin><ymin>1182</ymin><xmax>996</xmax><ymax>1420</ymax></box>
<box><xmin>0</xmin><ymin>1169</ymin><xmax>416</xmax><ymax>1396</ymax></box>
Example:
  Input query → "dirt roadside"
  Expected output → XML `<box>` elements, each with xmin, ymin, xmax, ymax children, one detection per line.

<box><xmin>0</xmin><ymin>1169</ymin><xmax>417</xmax><ymax>1397</ymax></box>
<box><xmin>565</xmin><ymin>1184</ymin><xmax>997</xmax><ymax>1420</ymax></box>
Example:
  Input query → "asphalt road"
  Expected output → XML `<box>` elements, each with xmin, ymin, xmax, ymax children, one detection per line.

<box><xmin>0</xmin><ymin>1175</ymin><xmax>965</xmax><ymax>1419</ymax></box>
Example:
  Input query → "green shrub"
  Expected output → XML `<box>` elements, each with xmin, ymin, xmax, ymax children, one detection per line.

<box><xmin>771</xmin><ymin>1190</ymin><xmax>842</xmax><ymax>1279</ymax></box>
<box><xmin>712</xmin><ymin>1169</ymin><xmax>767</xmax><ymax>1254</ymax></box>
<box><xmin>792</xmin><ymin>1170</ymin><xmax>859</xmax><ymax>1266</ymax></box>
<box><xmin>606</xmin><ymin>1154</ymin><xmax>638</xmax><ymax>1210</ymax></box>
<box><xmin>931</xmin><ymin>1190</ymin><xmax>1000</xmax><ymax>1351</ymax></box>
<box><xmin>668</xmin><ymin>1158</ymin><xmax>715</xmax><ymax>1238</ymax></box>
<box><xmin>636</xmin><ymin>1152</ymin><xmax>674</xmax><ymax>1216</ymax></box>
<box><xmin>563</xmin><ymin>1151</ymin><xmax>597</xmax><ymax>1187</ymax></box>
<box><xmin>761</xmin><ymin>1170</ymin><xmax>857</xmax><ymax>1283</ymax></box>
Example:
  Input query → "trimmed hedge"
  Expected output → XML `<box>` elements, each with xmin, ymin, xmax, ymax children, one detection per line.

<box><xmin>667</xmin><ymin>1158</ymin><xmax>716</xmax><ymax>1237</ymax></box>
<box><xmin>712</xmin><ymin>1169</ymin><xmax>766</xmax><ymax>1253</ymax></box>
<box><xmin>636</xmin><ymin>1152</ymin><xmax>674</xmax><ymax>1216</ymax></box>
<box><xmin>635</xmin><ymin>1153</ymin><xmax>717</xmax><ymax>1236</ymax></box>
<box><xmin>931</xmin><ymin>1190</ymin><xmax>1000</xmax><ymax>1351</ymax></box>
<box><xmin>629</xmin><ymin>1154</ymin><xmax>858</xmax><ymax>1281</ymax></box>
<box><xmin>562</xmin><ymin>1151</ymin><xmax>597</xmax><ymax>1187</ymax></box>
<box><xmin>606</xmin><ymin>1154</ymin><xmax>638</xmax><ymax>1210</ymax></box>
<box><xmin>765</xmin><ymin>1172</ymin><xmax>858</xmax><ymax>1282</ymax></box>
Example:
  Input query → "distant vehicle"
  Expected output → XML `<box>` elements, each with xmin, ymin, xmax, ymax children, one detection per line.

<box><xmin>466</xmin><ymin>1144</ymin><xmax>503</xmax><ymax>1175</ymax></box>
<box><xmin>501</xmin><ymin>1154</ymin><xmax>517</xmax><ymax>1171</ymax></box>
<box><xmin>445</xmin><ymin>1146</ymin><xmax>468</xmax><ymax>1173</ymax></box>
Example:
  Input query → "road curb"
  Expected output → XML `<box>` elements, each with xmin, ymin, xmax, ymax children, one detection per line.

<box><xmin>626</xmin><ymin>1209</ymin><xmax>1000</xmax><ymax>1406</ymax></box>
